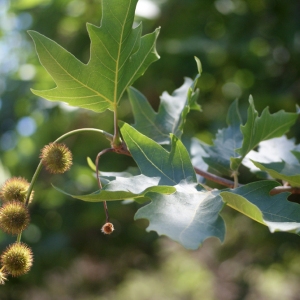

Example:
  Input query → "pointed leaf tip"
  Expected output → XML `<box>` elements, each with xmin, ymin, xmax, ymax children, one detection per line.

<box><xmin>29</xmin><ymin>0</ymin><xmax>160</xmax><ymax>113</ymax></box>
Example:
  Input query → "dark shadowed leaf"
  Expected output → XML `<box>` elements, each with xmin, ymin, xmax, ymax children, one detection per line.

<box><xmin>128</xmin><ymin>63</ymin><xmax>201</xmax><ymax>144</ymax></box>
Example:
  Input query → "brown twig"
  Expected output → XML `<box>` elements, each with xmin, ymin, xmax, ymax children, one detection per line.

<box><xmin>194</xmin><ymin>166</ymin><xmax>300</xmax><ymax>195</ymax></box>
<box><xmin>194</xmin><ymin>167</ymin><xmax>237</xmax><ymax>188</ymax></box>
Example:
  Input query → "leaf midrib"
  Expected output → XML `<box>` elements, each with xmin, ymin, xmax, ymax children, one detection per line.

<box><xmin>35</xmin><ymin>34</ymin><xmax>112</xmax><ymax>104</ymax></box>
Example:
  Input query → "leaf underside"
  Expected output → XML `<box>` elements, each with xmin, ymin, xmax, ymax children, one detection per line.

<box><xmin>120</xmin><ymin>123</ymin><xmax>226</xmax><ymax>249</ymax></box>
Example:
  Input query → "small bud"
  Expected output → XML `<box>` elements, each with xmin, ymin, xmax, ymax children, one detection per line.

<box><xmin>0</xmin><ymin>201</ymin><xmax>30</xmax><ymax>235</ymax></box>
<box><xmin>0</xmin><ymin>177</ymin><xmax>33</xmax><ymax>204</ymax></box>
<box><xmin>1</xmin><ymin>242</ymin><xmax>33</xmax><ymax>277</ymax></box>
<box><xmin>40</xmin><ymin>143</ymin><xmax>73</xmax><ymax>174</ymax></box>
<box><xmin>101</xmin><ymin>222</ymin><xmax>114</xmax><ymax>234</ymax></box>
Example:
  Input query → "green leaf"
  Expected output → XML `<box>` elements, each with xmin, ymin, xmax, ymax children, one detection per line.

<box><xmin>29</xmin><ymin>0</ymin><xmax>160</xmax><ymax>113</ymax></box>
<box><xmin>231</xmin><ymin>96</ymin><xmax>298</xmax><ymax>170</ymax></box>
<box><xmin>120</xmin><ymin>123</ymin><xmax>225</xmax><ymax>249</ymax></box>
<box><xmin>128</xmin><ymin>69</ymin><xmax>201</xmax><ymax>144</ymax></box>
<box><xmin>251</xmin><ymin>160</ymin><xmax>300</xmax><ymax>187</ymax></box>
<box><xmin>221</xmin><ymin>181</ymin><xmax>300</xmax><ymax>234</ymax></box>
<box><xmin>188</xmin><ymin>138</ymin><xmax>209</xmax><ymax>172</ymax></box>
<box><xmin>54</xmin><ymin>174</ymin><xmax>175</xmax><ymax>202</ymax></box>
<box><xmin>242</xmin><ymin>136</ymin><xmax>300</xmax><ymax>176</ymax></box>
<box><xmin>135</xmin><ymin>181</ymin><xmax>225</xmax><ymax>250</ymax></box>
<box><xmin>200</xmin><ymin>99</ymin><xmax>243</xmax><ymax>176</ymax></box>
<box><xmin>119</xmin><ymin>122</ymin><xmax>197</xmax><ymax>185</ymax></box>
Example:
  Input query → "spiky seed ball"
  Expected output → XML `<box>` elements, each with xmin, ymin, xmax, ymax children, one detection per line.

<box><xmin>101</xmin><ymin>222</ymin><xmax>114</xmax><ymax>234</ymax></box>
<box><xmin>0</xmin><ymin>268</ymin><xmax>7</xmax><ymax>285</ymax></box>
<box><xmin>1</xmin><ymin>242</ymin><xmax>33</xmax><ymax>277</ymax></box>
<box><xmin>0</xmin><ymin>201</ymin><xmax>30</xmax><ymax>235</ymax></box>
<box><xmin>0</xmin><ymin>177</ymin><xmax>33</xmax><ymax>204</ymax></box>
<box><xmin>40</xmin><ymin>143</ymin><xmax>73</xmax><ymax>174</ymax></box>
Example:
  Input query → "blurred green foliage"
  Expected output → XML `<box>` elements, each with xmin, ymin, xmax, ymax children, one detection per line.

<box><xmin>0</xmin><ymin>0</ymin><xmax>300</xmax><ymax>298</ymax></box>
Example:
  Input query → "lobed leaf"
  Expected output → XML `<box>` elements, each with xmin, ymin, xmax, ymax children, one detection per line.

<box><xmin>135</xmin><ymin>181</ymin><xmax>225</xmax><ymax>250</ymax></box>
<box><xmin>120</xmin><ymin>122</ymin><xmax>197</xmax><ymax>185</ymax></box>
<box><xmin>54</xmin><ymin>174</ymin><xmax>175</xmax><ymax>202</ymax></box>
<box><xmin>128</xmin><ymin>58</ymin><xmax>201</xmax><ymax>144</ymax></box>
<box><xmin>221</xmin><ymin>181</ymin><xmax>300</xmax><ymax>234</ymax></box>
<box><xmin>251</xmin><ymin>160</ymin><xmax>300</xmax><ymax>187</ymax></box>
<box><xmin>231</xmin><ymin>96</ymin><xmax>298</xmax><ymax>170</ymax></box>
<box><xmin>120</xmin><ymin>122</ymin><xmax>225</xmax><ymax>249</ymax></box>
<box><xmin>242</xmin><ymin>136</ymin><xmax>300</xmax><ymax>176</ymax></box>
<box><xmin>29</xmin><ymin>0</ymin><xmax>160</xmax><ymax>113</ymax></box>
<box><xmin>198</xmin><ymin>99</ymin><xmax>243</xmax><ymax>176</ymax></box>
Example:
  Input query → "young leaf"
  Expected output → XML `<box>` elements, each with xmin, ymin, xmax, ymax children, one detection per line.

<box><xmin>221</xmin><ymin>181</ymin><xmax>300</xmax><ymax>234</ymax></box>
<box><xmin>251</xmin><ymin>160</ymin><xmax>300</xmax><ymax>187</ymax></box>
<box><xmin>197</xmin><ymin>99</ymin><xmax>243</xmax><ymax>176</ymax></box>
<box><xmin>119</xmin><ymin>122</ymin><xmax>197</xmax><ymax>185</ymax></box>
<box><xmin>135</xmin><ymin>182</ymin><xmax>225</xmax><ymax>250</ymax></box>
<box><xmin>231</xmin><ymin>96</ymin><xmax>299</xmax><ymax>170</ymax></box>
<box><xmin>29</xmin><ymin>0</ymin><xmax>160</xmax><ymax>113</ymax></box>
<box><xmin>128</xmin><ymin>60</ymin><xmax>201</xmax><ymax>144</ymax></box>
<box><xmin>54</xmin><ymin>174</ymin><xmax>175</xmax><ymax>202</ymax></box>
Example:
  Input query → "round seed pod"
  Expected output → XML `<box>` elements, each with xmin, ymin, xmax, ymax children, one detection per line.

<box><xmin>0</xmin><ymin>201</ymin><xmax>30</xmax><ymax>235</ymax></box>
<box><xmin>0</xmin><ymin>269</ymin><xmax>7</xmax><ymax>285</ymax></box>
<box><xmin>0</xmin><ymin>177</ymin><xmax>33</xmax><ymax>204</ymax></box>
<box><xmin>101</xmin><ymin>222</ymin><xmax>114</xmax><ymax>234</ymax></box>
<box><xmin>40</xmin><ymin>143</ymin><xmax>73</xmax><ymax>174</ymax></box>
<box><xmin>1</xmin><ymin>242</ymin><xmax>33</xmax><ymax>277</ymax></box>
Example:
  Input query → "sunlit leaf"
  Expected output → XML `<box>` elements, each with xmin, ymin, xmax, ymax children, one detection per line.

<box><xmin>221</xmin><ymin>181</ymin><xmax>300</xmax><ymax>234</ymax></box>
<box><xmin>242</xmin><ymin>136</ymin><xmax>300</xmax><ymax>176</ymax></box>
<box><xmin>128</xmin><ymin>59</ymin><xmax>201</xmax><ymax>144</ymax></box>
<box><xmin>251</xmin><ymin>160</ymin><xmax>300</xmax><ymax>187</ymax></box>
<box><xmin>136</xmin><ymin>181</ymin><xmax>225</xmax><ymax>250</ymax></box>
<box><xmin>231</xmin><ymin>96</ymin><xmax>298</xmax><ymax>170</ymax></box>
<box><xmin>29</xmin><ymin>0</ymin><xmax>160</xmax><ymax>112</ymax></box>
<box><xmin>120</xmin><ymin>122</ymin><xmax>197</xmax><ymax>185</ymax></box>
<box><xmin>119</xmin><ymin>122</ymin><xmax>225</xmax><ymax>249</ymax></box>
<box><xmin>54</xmin><ymin>174</ymin><xmax>175</xmax><ymax>202</ymax></box>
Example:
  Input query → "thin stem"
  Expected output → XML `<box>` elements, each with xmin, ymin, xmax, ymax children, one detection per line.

<box><xmin>95</xmin><ymin>148</ymin><xmax>115</xmax><ymax>223</ymax></box>
<box><xmin>53</xmin><ymin>128</ymin><xmax>114</xmax><ymax>143</ymax></box>
<box><xmin>194</xmin><ymin>167</ymin><xmax>236</xmax><ymax>188</ymax></box>
<box><xmin>18</xmin><ymin>128</ymin><xmax>114</xmax><ymax>242</ymax></box>
<box><xmin>232</xmin><ymin>171</ymin><xmax>239</xmax><ymax>189</ymax></box>
<box><xmin>195</xmin><ymin>166</ymin><xmax>300</xmax><ymax>195</ymax></box>
<box><xmin>112</xmin><ymin>104</ymin><xmax>122</xmax><ymax>148</ymax></box>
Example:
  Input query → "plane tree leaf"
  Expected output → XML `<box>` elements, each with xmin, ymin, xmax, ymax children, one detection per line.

<box><xmin>231</xmin><ymin>96</ymin><xmax>298</xmax><ymax>170</ymax></box>
<box><xmin>196</xmin><ymin>99</ymin><xmax>243</xmax><ymax>176</ymax></box>
<box><xmin>119</xmin><ymin>122</ymin><xmax>197</xmax><ymax>185</ymax></box>
<box><xmin>53</xmin><ymin>174</ymin><xmax>175</xmax><ymax>202</ymax></box>
<box><xmin>29</xmin><ymin>0</ymin><xmax>160</xmax><ymax>113</ymax></box>
<box><xmin>221</xmin><ymin>181</ymin><xmax>300</xmax><ymax>234</ymax></box>
<box><xmin>251</xmin><ymin>160</ymin><xmax>300</xmax><ymax>187</ymax></box>
<box><xmin>135</xmin><ymin>182</ymin><xmax>225</xmax><ymax>250</ymax></box>
<box><xmin>242</xmin><ymin>136</ymin><xmax>300</xmax><ymax>176</ymax></box>
<box><xmin>128</xmin><ymin>58</ymin><xmax>201</xmax><ymax>144</ymax></box>
<box><xmin>120</xmin><ymin>122</ymin><xmax>225</xmax><ymax>249</ymax></box>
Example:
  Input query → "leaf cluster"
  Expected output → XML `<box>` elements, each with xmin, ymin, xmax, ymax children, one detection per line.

<box><xmin>8</xmin><ymin>0</ymin><xmax>300</xmax><ymax>250</ymax></box>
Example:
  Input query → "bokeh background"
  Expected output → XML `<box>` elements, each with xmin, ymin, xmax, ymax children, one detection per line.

<box><xmin>1</xmin><ymin>0</ymin><xmax>300</xmax><ymax>299</ymax></box>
